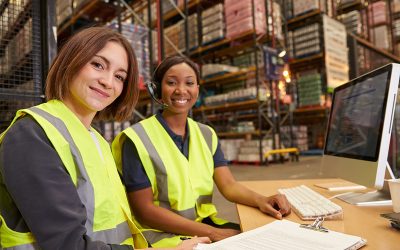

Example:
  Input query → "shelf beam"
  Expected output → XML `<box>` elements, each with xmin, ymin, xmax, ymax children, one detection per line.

<box><xmin>193</xmin><ymin>99</ymin><xmax>260</xmax><ymax>113</ymax></box>
<box><xmin>0</xmin><ymin>1</ymin><xmax>32</xmax><ymax>57</ymax></box>
<box><xmin>349</xmin><ymin>33</ymin><xmax>400</xmax><ymax>63</ymax></box>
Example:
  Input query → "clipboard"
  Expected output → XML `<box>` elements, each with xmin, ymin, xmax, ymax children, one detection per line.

<box><xmin>194</xmin><ymin>219</ymin><xmax>367</xmax><ymax>250</ymax></box>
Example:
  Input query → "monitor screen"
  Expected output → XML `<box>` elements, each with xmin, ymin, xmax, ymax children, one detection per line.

<box><xmin>324</xmin><ymin>70</ymin><xmax>391</xmax><ymax>161</ymax></box>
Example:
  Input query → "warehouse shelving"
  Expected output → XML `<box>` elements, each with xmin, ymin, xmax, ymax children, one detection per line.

<box><xmin>140</xmin><ymin>0</ymin><xmax>286</xmax><ymax>162</ymax></box>
<box><xmin>0</xmin><ymin>0</ymin><xmax>55</xmax><ymax>131</ymax></box>
<box><xmin>283</xmin><ymin>0</ymin><xmax>400</xmax><ymax>150</ymax></box>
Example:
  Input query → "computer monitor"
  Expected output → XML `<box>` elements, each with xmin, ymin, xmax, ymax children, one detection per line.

<box><xmin>321</xmin><ymin>63</ymin><xmax>400</xmax><ymax>205</ymax></box>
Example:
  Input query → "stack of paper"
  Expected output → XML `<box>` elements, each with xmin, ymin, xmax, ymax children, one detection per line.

<box><xmin>194</xmin><ymin>220</ymin><xmax>366</xmax><ymax>250</ymax></box>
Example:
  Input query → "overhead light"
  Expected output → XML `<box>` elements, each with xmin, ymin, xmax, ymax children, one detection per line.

<box><xmin>278</xmin><ymin>50</ymin><xmax>286</xmax><ymax>58</ymax></box>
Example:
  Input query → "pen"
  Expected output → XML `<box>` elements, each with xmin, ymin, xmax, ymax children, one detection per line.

<box><xmin>180</xmin><ymin>236</ymin><xmax>192</xmax><ymax>241</ymax></box>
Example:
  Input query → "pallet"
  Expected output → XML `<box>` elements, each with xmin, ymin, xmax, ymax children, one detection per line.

<box><xmin>231</xmin><ymin>160</ymin><xmax>262</xmax><ymax>166</ymax></box>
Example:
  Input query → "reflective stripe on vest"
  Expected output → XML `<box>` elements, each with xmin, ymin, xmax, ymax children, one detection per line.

<box><xmin>130</xmin><ymin>121</ymin><xmax>215</xmax><ymax>245</ymax></box>
<box><xmin>28</xmin><ymin>107</ymin><xmax>131</xmax><ymax>244</ymax></box>
<box><xmin>131</xmin><ymin>122</ymin><xmax>213</xmax><ymax>217</ymax></box>
<box><xmin>3</xmin><ymin>243</ymin><xmax>39</xmax><ymax>250</ymax></box>
<box><xmin>196</xmin><ymin>122</ymin><xmax>213</xmax><ymax>153</ymax></box>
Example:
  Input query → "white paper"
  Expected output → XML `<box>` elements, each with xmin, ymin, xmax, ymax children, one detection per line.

<box><xmin>194</xmin><ymin>220</ymin><xmax>365</xmax><ymax>250</ymax></box>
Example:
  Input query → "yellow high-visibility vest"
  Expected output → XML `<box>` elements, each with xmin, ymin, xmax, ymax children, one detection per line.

<box><xmin>112</xmin><ymin>115</ymin><xmax>228</xmax><ymax>247</ymax></box>
<box><xmin>0</xmin><ymin>100</ymin><xmax>147</xmax><ymax>249</ymax></box>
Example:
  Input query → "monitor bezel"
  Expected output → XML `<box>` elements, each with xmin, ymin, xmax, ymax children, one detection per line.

<box><xmin>324</xmin><ymin>63</ymin><xmax>393</xmax><ymax>161</ymax></box>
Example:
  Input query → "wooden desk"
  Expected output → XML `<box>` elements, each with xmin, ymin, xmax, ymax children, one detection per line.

<box><xmin>236</xmin><ymin>179</ymin><xmax>398</xmax><ymax>249</ymax></box>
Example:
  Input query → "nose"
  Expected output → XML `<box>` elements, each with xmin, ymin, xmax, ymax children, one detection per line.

<box><xmin>99</xmin><ymin>71</ymin><xmax>113</xmax><ymax>88</ymax></box>
<box><xmin>174</xmin><ymin>83</ymin><xmax>186</xmax><ymax>94</ymax></box>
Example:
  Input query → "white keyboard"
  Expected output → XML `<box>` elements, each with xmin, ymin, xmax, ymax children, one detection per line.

<box><xmin>278</xmin><ymin>185</ymin><xmax>343</xmax><ymax>220</ymax></box>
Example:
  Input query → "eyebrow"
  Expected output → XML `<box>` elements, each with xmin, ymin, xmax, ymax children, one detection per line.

<box><xmin>166</xmin><ymin>75</ymin><xmax>194</xmax><ymax>78</ymax></box>
<box><xmin>94</xmin><ymin>55</ymin><xmax>128</xmax><ymax>74</ymax></box>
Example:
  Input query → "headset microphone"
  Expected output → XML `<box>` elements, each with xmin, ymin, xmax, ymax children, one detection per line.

<box><xmin>145</xmin><ymin>81</ymin><xmax>168</xmax><ymax>108</ymax></box>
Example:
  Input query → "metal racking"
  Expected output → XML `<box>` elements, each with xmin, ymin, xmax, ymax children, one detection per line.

<box><xmin>0</xmin><ymin>0</ymin><xmax>56</xmax><ymax>132</ymax></box>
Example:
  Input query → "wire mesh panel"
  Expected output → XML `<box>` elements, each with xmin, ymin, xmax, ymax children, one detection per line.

<box><xmin>0</xmin><ymin>0</ymin><xmax>43</xmax><ymax>132</ymax></box>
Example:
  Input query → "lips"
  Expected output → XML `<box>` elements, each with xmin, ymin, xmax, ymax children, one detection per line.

<box><xmin>90</xmin><ymin>86</ymin><xmax>110</xmax><ymax>98</ymax></box>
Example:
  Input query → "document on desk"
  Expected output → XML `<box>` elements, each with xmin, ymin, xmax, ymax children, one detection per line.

<box><xmin>194</xmin><ymin>220</ymin><xmax>366</xmax><ymax>250</ymax></box>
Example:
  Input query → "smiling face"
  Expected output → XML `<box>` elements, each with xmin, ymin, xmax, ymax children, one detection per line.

<box><xmin>63</xmin><ymin>41</ymin><xmax>128</xmax><ymax>121</ymax></box>
<box><xmin>161</xmin><ymin>62</ymin><xmax>199</xmax><ymax>115</ymax></box>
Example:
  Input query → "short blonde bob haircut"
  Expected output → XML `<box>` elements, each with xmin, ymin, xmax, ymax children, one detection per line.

<box><xmin>46</xmin><ymin>26</ymin><xmax>138</xmax><ymax>121</ymax></box>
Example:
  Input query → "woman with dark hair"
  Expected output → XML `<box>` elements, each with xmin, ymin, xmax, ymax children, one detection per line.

<box><xmin>112</xmin><ymin>55</ymin><xmax>291</xmax><ymax>248</ymax></box>
<box><xmin>0</xmin><ymin>27</ymin><xmax>208</xmax><ymax>250</ymax></box>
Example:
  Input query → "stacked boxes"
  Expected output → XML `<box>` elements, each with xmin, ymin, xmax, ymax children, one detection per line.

<box><xmin>394</xmin><ymin>0</ymin><xmax>400</xmax><ymax>13</ymax></box>
<box><xmin>56</xmin><ymin>0</ymin><xmax>72</xmax><ymax>26</ymax></box>
<box><xmin>73</xmin><ymin>0</ymin><xmax>86</xmax><ymax>9</ymax></box>
<box><xmin>287</xmin><ymin>31</ymin><xmax>294</xmax><ymax>58</ymax></box>
<box><xmin>178</xmin><ymin>13</ymin><xmax>198</xmax><ymax>50</ymax></box>
<box><xmin>393</xmin><ymin>19</ymin><xmax>400</xmax><ymax>40</ymax></box>
<box><xmin>225</xmin><ymin>0</ymin><xmax>266</xmax><ymax>39</ymax></box>
<box><xmin>109</xmin><ymin>23</ymin><xmax>151</xmax><ymax>87</ymax></box>
<box><xmin>202</xmin><ymin>64</ymin><xmax>239</xmax><ymax>78</ymax></box>
<box><xmin>220</xmin><ymin>139</ymin><xmax>244</xmax><ymax>161</ymax></box>
<box><xmin>164</xmin><ymin>21</ymin><xmax>182</xmax><ymax>56</ymax></box>
<box><xmin>266</xmin><ymin>1</ymin><xmax>283</xmax><ymax>41</ymax></box>
<box><xmin>337</xmin><ymin>10</ymin><xmax>363</xmax><ymax>35</ymax></box>
<box><xmin>281</xmin><ymin>126</ymin><xmax>308</xmax><ymax>152</ymax></box>
<box><xmin>137</xmin><ymin>2</ymin><xmax>157</xmax><ymax>25</ymax></box>
<box><xmin>162</xmin><ymin>0</ymin><xmax>177</xmax><ymax>14</ymax></box>
<box><xmin>103</xmin><ymin>121</ymin><xmax>131</xmax><ymax>142</ymax></box>
<box><xmin>372</xmin><ymin>25</ymin><xmax>391</xmax><ymax>50</ymax></box>
<box><xmin>235</xmin><ymin>121</ymin><xmax>255</xmax><ymax>133</ymax></box>
<box><xmin>237</xmin><ymin>139</ymin><xmax>274</xmax><ymax>162</ymax></box>
<box><xmin>296</xmin><ymin>71</ymin><xmax>323</xmax><ymax>107</ymax></box>
<box><xmin>293</xmin><ymin>0</ymin><xmax>333</xmax><ymax>17</ymax></box>
<box><xmin>292</xmin><ymin>23</ymin><xmax>321</xmax><ymax>58</ymax></box>
<box><xmin>245</xmin><ymin>69</ymin><xmax>266</xmax><ymax>88</ymax></box>
<box><xmin>204</xmin><ymin>86</ymin><xmax>267</xmax><ymax>106</ymax></box>
<box><xmin>367</xmin><ymin>1</ymin><xmax>391</xmax><ymax>50</ymax></box>
<box><xmin>368</xmin><ymin>1</ymin><xmax>388</xmax><ymax>26</ymax></box>
<box><xmin>201</xmin><ymin>4</ymin><xmax>225</xmax><ymax>45</ymax></box>
<box><xmin>232</xmin><ymin>50</ymin><xmax>263</xmax><ymax>68</ymax></box>
<box><xmin>164</xmin><ymin>13</ymin><xmax>198</xmax><ymax>55</ymax></box>
<box><xmin>322</xmin><ymin>15</ymin><xmax>349</xmax><ymax>89</ymax></box>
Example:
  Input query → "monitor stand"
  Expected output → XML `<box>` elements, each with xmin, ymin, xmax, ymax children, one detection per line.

<box><xmin>337</xmin><ymin>162</ymin><xmax>394</xmax><ymax>206</ymax></box>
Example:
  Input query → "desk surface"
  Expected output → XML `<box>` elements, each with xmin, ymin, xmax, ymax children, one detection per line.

<box><xmin>236</xmin><ymin>178</ymin><xmax>398</xmax><ymax>250</ymax></box>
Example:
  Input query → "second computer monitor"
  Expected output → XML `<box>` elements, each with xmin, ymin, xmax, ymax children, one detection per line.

<box><xmin>322</xmin><ymin>63</ymin><xmax>400</xmax><ymax>190</ymax></box>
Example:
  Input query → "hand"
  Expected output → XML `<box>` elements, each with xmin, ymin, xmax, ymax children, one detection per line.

<box><xmin>256</xmin><ymin>194</ymin><xmax>291</xmax><ymax>219</ymax></box>
<box><xmin>210</xmin><ymin>227</ymin><xmax>240</xmax><ymax>242</ymax></box>
<box><xmin>177</xmin><ymin>236</ymin><xmax>211</xmax><ymax>250</ymax></box>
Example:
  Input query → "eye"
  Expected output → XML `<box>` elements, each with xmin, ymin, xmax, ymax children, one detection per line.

<box><xmin>187</xmin><ymin>81</ymin><xmax>195</xmax><ymax>86</ymax></box>
<box><xmin>115</xmin><ymin>74</ymin><xmax>126</xmax><ymax>82</ymax></box>
<box><xmin>167</xmin><ymin>80</ymin><xmax>176</xmax><ymax>85</ymax></box>
<box><xmin>91</xmin><ymin>61</ymin><xmax>104</xmax><ymax>70</ymax></box>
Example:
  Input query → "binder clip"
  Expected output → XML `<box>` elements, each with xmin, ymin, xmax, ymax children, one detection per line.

<box><xmin>300</xmin><ymin>216</ymin><xmax>329</xmax><ymax>233</ymax></box>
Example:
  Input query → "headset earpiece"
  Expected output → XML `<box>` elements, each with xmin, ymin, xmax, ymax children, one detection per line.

<box><xmin>145</xmin><ymin>81</ymin><xmax>158</xmax><ymax>99</ymax></box>
<box><xmin>145</xmin><ymin>81</ymin><xmax>168</xmax><ymax>108</ymax></box>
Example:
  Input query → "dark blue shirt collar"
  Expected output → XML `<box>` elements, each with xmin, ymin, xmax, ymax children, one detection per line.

<box><xmin>155</xmin><ymin>111</ymin><xmax>189</xmax><ymax>144</ymax></box>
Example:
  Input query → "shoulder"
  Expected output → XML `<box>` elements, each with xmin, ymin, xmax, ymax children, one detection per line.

<box><xmin>191</xmin><ymin>120</ymin><xmax>217</xmax><ymax>138</ymax></box>
<box><xmin>3</xmin><ymin>115</ymin><xmax>48</xmax><ymax>143</ymax></box>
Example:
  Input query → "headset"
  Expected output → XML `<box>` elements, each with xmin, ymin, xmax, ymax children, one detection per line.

<box><xmin>145</xmin><ymin>62</ymin><xmax>169</xmax><ymax>108</ymax></box>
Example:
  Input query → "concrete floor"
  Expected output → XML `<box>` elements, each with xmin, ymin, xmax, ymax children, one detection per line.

<box><xmin>213</xmin><ymin>156</ymin><xmax>329</xmax><ymax>223</ymax></box>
